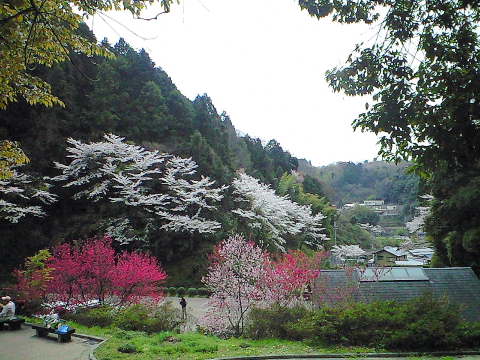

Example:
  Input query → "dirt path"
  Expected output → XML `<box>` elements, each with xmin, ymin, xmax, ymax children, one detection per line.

<box><xmin>165</xmin><ymin>296</ymin><xmax>210</xmax><ymax>331</ymax></box>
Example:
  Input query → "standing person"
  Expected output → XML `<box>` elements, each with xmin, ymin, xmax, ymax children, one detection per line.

<box><xmin>0</xmin><ymin>296</ymin><xmax>15</xmax><ymax>320</ymax></box>
<box><xmin>179</xmin><ymin>297</ymin><xmax>187</xmax><ymax>320</ymax></box>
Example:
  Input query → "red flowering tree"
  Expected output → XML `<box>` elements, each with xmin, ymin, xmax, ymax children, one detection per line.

<box><xmin>46</xmin><ymin>236</ymin><xmax>167</xmax><ymax>309</ymax></box>
<box><xmin>263</xmin><ymin>250</ymin><xmax>327</xmax><ymax>306</ymax></box>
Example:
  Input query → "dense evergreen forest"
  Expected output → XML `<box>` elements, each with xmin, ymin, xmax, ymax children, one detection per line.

<box><xmin>0</xmin><ymin>26</ymin><xmax>420</xmax><ymax>285</ymax></box>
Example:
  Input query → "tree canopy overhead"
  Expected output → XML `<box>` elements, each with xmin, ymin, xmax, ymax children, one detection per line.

<box><xmin>299</xmin><ymin>0</ymin><xmax>480</xmax><ymax>170</ymax></box>
<box><xmin>0</xmin><ymin>0</ymin><xmax>173</xmax><ymax>109</ymax></box>
<box><xmin>299</xmin><ymin>0</ymin><xmax>480</xmax><ymax>271</ymax></box>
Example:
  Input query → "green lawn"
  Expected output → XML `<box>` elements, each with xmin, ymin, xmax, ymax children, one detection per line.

<box><xmin>27</xmin><ymin>317</ymin><xmax>374</xmax><ymax>360</ymax></box>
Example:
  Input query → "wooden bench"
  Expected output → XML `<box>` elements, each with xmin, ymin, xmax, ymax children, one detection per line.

<box><xmin>0</xmin><ymin>317</ymin><xmax>25</xmax><ymax>330</ymax></box>
<box><xmin>31</xmin><ymin>324</ymin><xmax>76</xmax><ymax>342</ymax></box>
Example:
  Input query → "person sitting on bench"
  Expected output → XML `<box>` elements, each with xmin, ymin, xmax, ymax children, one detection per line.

<box><xmin>0</xmin><ymin>296</ymin><xmax>15</xmax><ymax>320</ymax></box>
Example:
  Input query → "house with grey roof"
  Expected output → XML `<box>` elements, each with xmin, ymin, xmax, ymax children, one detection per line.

<box><xmin>312</xmin><ymin>267</ymin><xmax>480</xmax><ymax>321</ymax></box>
<box><xmin>372</xmin><ymin>246</ymin><xmax>408</xmax><ymax>266</ymax></box>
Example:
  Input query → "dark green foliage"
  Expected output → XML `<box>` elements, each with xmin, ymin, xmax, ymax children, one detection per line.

<box><xmin>176</xmin><ymin>287</ymin><xmax>186</xmax><ymax>297</ymax></box>
<box><xmin>344</xmin><ymin>205</ymin><xmax>379</xmax><ymax>226</ymax></box>
<box><xmin>246</xmin><ymin>305</ymin><xmax>309</xmax><ymax>340</ymax></box>
<box><xmin>168</xmin><ymin>287</ymin><xmax>177</xmax><ymax>296</ymax></box>
<box><xmin>64</xmin><ymin>306</ymin><xmax>114</xmax><ymax>328</ymax></box>
<box><xmin>247</xmin><ymin>296</ymin><xmax>475</xmax><ymax>350</ymax></box>
<box><xmin>186</xmin><ymin>288</ymin><xmax>197</xmax><ymax>297</ymax></box>
<box><xmin>118</xmin><ymin>343</ymin><xmax>138</xmax><ymax>353</ymax></box>
<box><xmin>197</xmin><ymin>287</ymin><xmax>210</xmax><ymax>297</ymax></box>
<box><xmin>113</xmin><ymin>303</ymin><xmax>182</xmax><ymax>333</ymax></box>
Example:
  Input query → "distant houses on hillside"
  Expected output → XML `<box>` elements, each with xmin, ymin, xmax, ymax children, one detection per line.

<box><xmin>343</xmin><ymin>199</ymin><xmax>400</xmax><ymax>216</ymax></box>
<box><xmin>371</xmin><ymin>246</ymin><xmax>434</xmax><ymax>266</ymax></box>
<box><xmin>332</xmin><ymin>245</ymin><xmax>434</xmax><ymax>267</ymax></box>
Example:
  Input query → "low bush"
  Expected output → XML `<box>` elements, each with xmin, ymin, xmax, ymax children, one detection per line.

<box><xmin>118</xmin><ymin>343</ymin><xmax>138</xmax><ymax>353</ymax></box>
<box><xmin>246</xmin><ymin>305</ymin><xmax>308</xmax><ymax>340</ymax></box>
<box><xmin>176</xmin><ymin>287</ymin><xmax>186</xmax><ymax>296</ymax></box>
<box><xmin>64</xmin><ymin>306</ymin><xmax>115</xmax><ymax>327</ymax></box>
<box><xmin>187</xmin><ymin>288</ymin><xmax>197</xmax><ymax>297</ymax></box>
<box><xmin>113</xmin><ymin>302</ymin><xmax>182</xmax><ymax>333</ymax></box>
<box><xmin>247</xmin><ymin>295</ymin><xmax>477</xmax><ymax>351</ymax></box>
<box><xmin>197</xmin><ymin>287</ymin><xmax>210</xmax><ymax>297</ymax></box>
<box><xmin>168</xmin><ymin>287</ymin><xmax>177</xmax><ymax>296</ymax></box>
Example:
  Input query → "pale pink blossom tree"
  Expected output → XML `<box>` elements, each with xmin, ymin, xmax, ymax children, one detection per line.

<box><xmin>202</xmin><ymin>235</ymin><xmax>325</xmax><ymax>336</ymax></box>
<box><xmin>202</xmin><ymin>234</ymin><xmax>267</xmax><ymax>336</ymax></box>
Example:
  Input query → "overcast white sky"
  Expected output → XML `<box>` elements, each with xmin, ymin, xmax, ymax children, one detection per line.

<box><xmin>90</xmin><ymin>0</ymin><xmax>380</xmax><ymax>166</ymax></box>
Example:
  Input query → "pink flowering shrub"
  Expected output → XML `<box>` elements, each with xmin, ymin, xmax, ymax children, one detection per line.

<box><xmin>201</xmin><ymin>235</ymin><xmax>325</xmax><ymax>337</ymax></box>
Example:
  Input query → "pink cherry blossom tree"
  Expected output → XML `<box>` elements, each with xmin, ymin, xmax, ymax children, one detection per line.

<box><xmin>262</xmin><ymin>250</ymin><xmax>326</xmax><ymax>306</ymax></box>
<box><xmin>202</xmin><ymin>235</ymin><xmax>326</xmax><ymax>336</ymax></box>
<box><xmin>202</xmin><ymin>234</ymin><xmax>267</xmax><ymax>337</ymax></box>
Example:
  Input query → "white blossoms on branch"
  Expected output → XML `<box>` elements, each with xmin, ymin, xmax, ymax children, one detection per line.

<box><xmin>331</xmin><ymin>245</ymin><xmax>365</xmax><ymax>260</ymax></box>
<box><xmin>0</xmin><ymin>172</ymin><xmax>57</xmax><ymax>223</ymax></box>
<box><xmin>53</xmin><ymin>134</ymin><xmax>226</xmax><ymax>234</ymax></box>
<box><xmin>406</xmin><ymin>195</ymin><xmax>433</xmax><ymax>234</ymax></box>
<box><xmin>232</xmin><ymin>172</ymin><xmax>327</xmax><ymax>251</ymax></box>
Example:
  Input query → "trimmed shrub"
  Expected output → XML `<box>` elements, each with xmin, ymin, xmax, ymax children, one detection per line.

<box><xmin>176</xmin><ymin>287</ymin><xmax>186</xmax><ymax>296</ymax></box>
<box><xmin>246</xmin><ymin>305</ymin><xmax>308</xmax><ymax>340</ymax></box>
<box><xmin>197</xmin><ymin>287</ymin><xmax>210</xmax><ymax>297</ymax></box>
<box><xmin>187</xmin><ymin>288</ymin><xmax>198</xmax><ymax>297</ymax></box>
<box><xmin>63</xmin><ymin>306</ymin><xmax>115</xmax><ymax>327</ymax></box>
<box><xmin>113</xmin><ymin>302</ymin><xmax>182</xmax><ymax>333</ymax></box>
<box><xmin>246</xmin><ymin>295</ymin><xmax>473</xmax><ymax>351</ymax></box>
<box><xmin>168</xmin><ymin>287</ymin><xmax>177</xmax><ymax>296</ymax></box>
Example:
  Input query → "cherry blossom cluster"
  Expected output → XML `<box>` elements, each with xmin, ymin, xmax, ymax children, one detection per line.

<box><xmin>331</xmin><ymin>245</ymin><xmax>366</xmax><ymax>261</ymax></box>
<box><xmin>232</xmin><ymin>172</ymin><xmax>327</xmax><ymax>251</ymax></box>
<box><xmin>201</xmin><ymin>235</ymin><xmax>323</xmax><ymax>336</ymax></box>
<box><xmin>0</xmin><ymin>172</ymin><xmax>57</xmax><ymax>223</ymax></box>
<box><xmin>53</xmin><ymin>134</ymin><xmax>226</xmax><ymax>235</ymax></box>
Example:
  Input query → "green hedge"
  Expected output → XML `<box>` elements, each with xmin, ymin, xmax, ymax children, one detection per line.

<box><xmin>247</xmin><ymin>295</ymin><xmax>480</xmax><ymax>351</ymax></box>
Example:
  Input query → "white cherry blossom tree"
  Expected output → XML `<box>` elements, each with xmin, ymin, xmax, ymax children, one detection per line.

<box><xmin>231</xmin><ymin>172</ymin><xmax>327</xmax><ymax>251</ymax></box>
<box><xmin>53</xmin><ymin>134</ymin><xmax>226</xmax><ymax>237</ymax></box>
<box><xmin>331</xmin><ymin>245</ymin><xmax>366</xmax><ymax>262</ymax></box>
<box><xmin>0</xmin><ymin>172</ymin><xmax>57</xmax><ymax>223</ymax></box>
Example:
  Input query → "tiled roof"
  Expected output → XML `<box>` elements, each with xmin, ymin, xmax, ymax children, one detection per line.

<box><xmin>313</xmin><ymin>267</ymin><xmax>480</xmax><ymax>322</ymax></box>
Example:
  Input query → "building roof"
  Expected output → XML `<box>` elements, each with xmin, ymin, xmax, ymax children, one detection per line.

<box><xmin>313</xmin><ymin>267</ymin><xmax>480</xmax><ymax>322</ymax></box>
<box><xmin>395</xmin><ymin>260</ymin><xmax>425</xmax><ymax>267</ymax></box>
<box><xmin>408</xmin><ymin>248</ymin><xmax>434</xmax><ymax>256</ymax></box>
<box><xmin>373</xmin><ymin>246</ymin><xmax>408</xmax><ymax>257</ymax></box>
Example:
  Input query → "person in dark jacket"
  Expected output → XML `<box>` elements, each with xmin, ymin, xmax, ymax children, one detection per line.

<box><xmin>179</xmin><ymin>297</ymin><xmax>187</xmax><ymax>320</ymax></box>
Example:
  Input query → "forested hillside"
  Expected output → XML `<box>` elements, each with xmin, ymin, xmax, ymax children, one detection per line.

<box><xmin>299</xmin><ymin>159</ymin><xmax>420</xmax><ymax>211</ymax></box>
<box><xmin>0</xmin><ymin>26</ymin><xmax>322</xmax><ymax>285</ymax></box>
